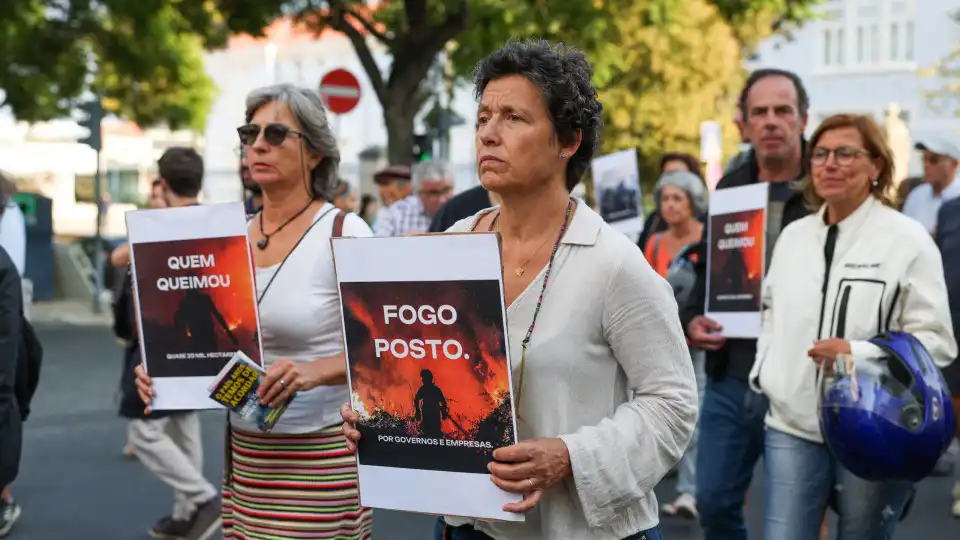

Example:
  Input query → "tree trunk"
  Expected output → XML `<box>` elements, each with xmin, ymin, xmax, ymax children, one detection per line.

<box><xmin>383</xmin><ymin>98</ymin><xmax>419</xmax><ymax>166</ymax></box>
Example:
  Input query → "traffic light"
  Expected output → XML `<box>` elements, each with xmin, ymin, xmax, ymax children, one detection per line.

<box><xmin>413</xmin><ymin>133</ymin><xmax>433</xmax><ymax>162</ymax></box>
<box><xmin>78</xmin><ymin>100</ymin><xmax>105</xmax><ymax>151</ymax></box>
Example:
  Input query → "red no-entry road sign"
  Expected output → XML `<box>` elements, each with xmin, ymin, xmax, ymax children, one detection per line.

<box><xmin>319</xmin><ymin>69</ymin><xmax>361</xmax><ymax>115</ymax></box>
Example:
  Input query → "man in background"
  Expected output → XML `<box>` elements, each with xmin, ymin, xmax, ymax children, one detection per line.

<box><xmin>0</xmin><ymin>172</ymin><xmax>24</xmax><ymax>536</ymax></box>
<box><xmin>371</xmin><ymin>165</ymin><xmax>411</xmax><ymax>220</ymax></box>
<box><xmin>429</xmin><ymin>184</ymin><xmax>500</xmax><ymax>233</ymax></box>
<box><xmin>376</xmin><ymin>160</ymin><xmax>454</xmax><ymax>237</ymax></box>
<box><xmin>936</xmin><ymin>196</ymin><xmax>960</xmax><ymax>518</ymax></box>
<box><xmin>239</xmin><ymin>146</ymin><xmax>261</xmax><ymax>215</ymax></box>
<box><xmin>122</xmin><ymin>148</ymin><xmax>220</xmax><ymax>540</ymax></box>
<box><xmin>684</xmin><ymin>68</ymin><xmax>811</xmax><ymax>540</ymax></box>
<box><xmin>902</xmin><ymin>138</ymin><xmax>960</xmax><ymax>234</ymax></box>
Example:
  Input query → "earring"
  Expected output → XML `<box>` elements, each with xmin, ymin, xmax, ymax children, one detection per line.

<box><xmin>561</xmin><ymin>153</ymin><xmax>568</xmax><ymax>158</ymax></box>
<box><xmin>872</xmin><ymin>179</ymin><xmax>879</xmax><ymax>187</ymax></box>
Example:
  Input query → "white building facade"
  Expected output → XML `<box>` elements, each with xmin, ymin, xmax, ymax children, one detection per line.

<box><xmin>748</xmin><ymin>0</ymin><xmax>959</xmax><ymax>178</ymax></box>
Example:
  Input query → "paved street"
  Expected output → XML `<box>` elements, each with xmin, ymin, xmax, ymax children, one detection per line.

<box><xmin>6</xmin><ymin>322</ymin><xmax>958</xmax><ymax>539</ymax></box>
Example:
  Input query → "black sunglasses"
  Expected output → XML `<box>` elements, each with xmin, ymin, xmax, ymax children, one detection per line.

<box><xmin>237</xmin><ymin>123</ymin><xmax>302</xmax><ymax>146</ymax></box>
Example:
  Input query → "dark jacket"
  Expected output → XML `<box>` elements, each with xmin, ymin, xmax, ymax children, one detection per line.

<box><xmin>0</xmin><ymin>246</ymin><xmax>23</xmax><ymax>488</ymax></box>
<box><xmin>935</xmin><ymin>196</ymin><xmax>960</xmax><ymax>396</ymax></box>
<box><xmin>115</xmin><ymin>268</ymin><xmax>173</xmax><ymax>420</ymax></box>
<box><xmin>681</xmin><ymin>148</ymin><xmax>810</xmax><ymax>381</ymax></box>
<box><xmin>429</xmin><ymin>185</ymin><xmax>494</xmax><ymax>233</ymax></box>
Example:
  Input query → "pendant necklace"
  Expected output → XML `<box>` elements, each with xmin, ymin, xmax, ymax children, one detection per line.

<box><xmin>257</xmin><ymin>201</ymin><xmax>315</xmax><ymax>250</ymax></box>
<box><xmin>490</xmin><ymin>210</ymin><xmax>561</xmax><ymax>277</ymax></box>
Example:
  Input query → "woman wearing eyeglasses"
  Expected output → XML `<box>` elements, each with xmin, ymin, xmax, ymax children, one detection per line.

<box><xmin>136</xmin><ymin>83</ymin><xmax>374</xmax><ymax>539</ymax></box>
<box><xmin>748</xmin><ymin>114</ymin><xmax>956</xmax><ymax>539</ymax></box>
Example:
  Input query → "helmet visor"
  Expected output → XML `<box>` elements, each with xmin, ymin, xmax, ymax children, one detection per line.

<box><xmin>818</xmin><ymin>353</ymin><xmax>928</xmax><ymax>432</ymax></box>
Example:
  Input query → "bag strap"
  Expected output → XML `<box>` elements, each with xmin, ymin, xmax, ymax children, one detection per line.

<box><xmin>332</xmin><ymin>210</ymin><xmax>346</xmax><ymax>238</ymax></box>
<box><xmin>652</xmin><ymin>233</ymin><xmax>663</xmax><ymax>267</ymax></box>
<box><xmin>255</xmin><ymin>206</ymin><xmax>337</xmax><ymax>305</ymax></box>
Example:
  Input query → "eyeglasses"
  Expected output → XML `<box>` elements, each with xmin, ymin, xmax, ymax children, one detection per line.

<box><xmin>237</xmin><ymin>123</ymin><xmax>302</xmax><ymax>147</ymax></box>
<box><xmin>811</xmin><ymin>146</ymin><xmax>869</xmax><ymax>166</ymax></box>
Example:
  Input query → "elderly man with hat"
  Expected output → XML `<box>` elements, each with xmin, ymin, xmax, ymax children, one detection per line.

<box><xmin>374</xmin><ymin>160</ymin><xmax>454</xmax><ymax>237</ymax></box>
<box><xmin>902</xmin><ymin>138</ymin><xmax>960</xmax><ymax>234</ymax></box>
<box><xmin>371</xmin><ymin>164</ymin><xmax>412</xmax><ymax>233</ymax></box>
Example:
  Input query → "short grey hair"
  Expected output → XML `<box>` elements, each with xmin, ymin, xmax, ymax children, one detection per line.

<box><xmin>244</xmin><ymin>83</ymin><xmax>340</xmax><ymax>199</ymax></box>
<box><xmin>654</xmin><ymin>170</ymin><xmax>708</xmax><ymax>216</ymax></box>
<box><xmin>412</xmin><ymin>160</ymin><xmax>454</xmax><ymax>190</ymax></box>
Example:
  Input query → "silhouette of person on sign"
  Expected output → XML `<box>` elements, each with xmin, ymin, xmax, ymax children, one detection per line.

<box><xmin>722</xmin><ymin>247</ymin><xmax>748</xmax><ymax>294</ymax></box>
<box><xmin>173</xmin><ymin>273</ymin><xmax>239</xmax><ymax>353</ymax></box>
<box><xmin>414</xmin><ymin>369</ymin><xmax>448</xmax><ymax>438</ymax></box>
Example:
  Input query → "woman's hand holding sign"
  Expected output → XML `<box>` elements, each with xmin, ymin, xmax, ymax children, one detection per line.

<box><xmin>134</xmin><ymin>363</ymin><xmax>155</xmax><ymax>414</ymax></box>
<box><xmin>340</xmin><ymin>399</ymin><xmax>569</xmax><ymax>514</ymax></box>
<box><xmin>488</xmin><ymin>438</ymin><xmax>572</xmax><ymax>513</ymax></box>
<box><xmin>341</xmin><ymin>402</ymin><xmax>362</xmax><ymax>453</ymax></box>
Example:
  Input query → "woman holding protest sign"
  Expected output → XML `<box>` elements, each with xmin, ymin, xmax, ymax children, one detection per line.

<box><xmin>341</xmin><ymin>39</ymin><xmax>698</xmax><ymax>540</ymax></box>
<box><xmin>136</xmin><ymin>84</ymin><xmax>374</xmax><ymax>539</ymax></box>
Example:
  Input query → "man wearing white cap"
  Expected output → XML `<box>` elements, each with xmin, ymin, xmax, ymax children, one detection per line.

<box><xmin>902</xmin><ymin>137</ymin><xmax>960</xmax><ymax>233</ymax></box>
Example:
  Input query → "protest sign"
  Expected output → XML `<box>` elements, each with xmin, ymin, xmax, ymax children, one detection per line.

<box><xmin>127</xmin><ymin>202</ymin><xmax>263</xmax><ymax>410</ymax></box>
<box><xmin>332</xmin><ymin>233</ymin><xmax>522</xmax><ymax>522</ymax></box>
<box><xmin>705</xmin><ymin>182</ymin><xmax>769</xmax><ymax>338</ymax></box>
<box><xmin>591</xmin><ymin>149</ymin><xmax>643</xmax><ymax>237</ymax></box>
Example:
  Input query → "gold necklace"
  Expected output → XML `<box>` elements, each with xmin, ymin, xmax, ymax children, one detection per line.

<box><xmin>490</xmin><ymin>212</ymin><xmax>553</xmax><ymax>277</ymax></box>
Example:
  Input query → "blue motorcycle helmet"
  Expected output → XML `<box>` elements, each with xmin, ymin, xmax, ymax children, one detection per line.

<box><xmin>818</xmin><ymin>331</ymin><xmax>956</xmax><ymax>483</ymax></box>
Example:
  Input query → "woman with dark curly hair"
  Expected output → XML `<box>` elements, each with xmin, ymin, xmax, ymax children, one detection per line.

<box><xmin>341</xmin><ymin>40</ymin><xmax>698</xmax><ymax>540</ymax></box>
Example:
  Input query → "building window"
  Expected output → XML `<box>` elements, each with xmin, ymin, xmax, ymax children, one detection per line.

<box><xmin>825</xmin><ymin>0</ymin><xmax>915</xmax><ymax>69</ymax></box>
<box><xmin>857</xmin><ymin>26</ymin><xmax>865</xmax><ymax>63</ymax></box>
<box><xmin>74</xmin><ymin>174</ymin><xmax>99</xmax><ymax>204</ymax></box>
<box><xmin>106</xmin><ymin>169</ymin><xmax>142</xmax><ymax>205</ymax></box>
<box><xmin>75</xmin><ymin>169</ymin><xmax>142</xmax><ymax>205</ymax></box>
<box><xmin>820</xmin><ymin>5</ymin><xmax>844</xmax><ymax>68</ymax></box>
<box><xmin>890</xmin><ymin>23</ymin><xmax>899</xmax><ymax>60</ymax></box>
<box><xmin>905</xmin><ymin>21</ymin><xmax>913</xmax><ymax>60</ymax></box>
<box><xmin>836</xmin><ymin>28</ymin><xmax>845</xmax><ymax>64</ymax></box>
<box><xmin>823</xmin><ymin>29</ymin><xmax>834</xmax><ymax>66</ymax></box>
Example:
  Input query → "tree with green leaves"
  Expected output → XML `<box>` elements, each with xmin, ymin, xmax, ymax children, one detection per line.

<box><xmin>451</xmin><ymin>0</ymin><xmax>822</xmax><ymax>189</ymax></box>
<box><xmin>1</xmin><ymin>0</ymin><xmax>819</xmax><ymax>169</ymax></box>
<box><xmin>0</xmin><ymin>0</ymin><xmax>230</xmax><ymax>131</ymax></box>
<box><xmin>920</xmin><ymin>43</ymin><xmax>960</xmax><ymax>117</ymax></box>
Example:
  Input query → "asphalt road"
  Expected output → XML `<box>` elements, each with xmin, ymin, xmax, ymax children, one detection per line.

<box><xmin>6</xmin><ymin>323</ymin><xmax>958</xmax><ymax>539</ymax></box>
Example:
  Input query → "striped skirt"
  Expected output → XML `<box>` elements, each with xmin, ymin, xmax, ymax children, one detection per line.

<box><xmin>222</xmin><ymin>425</ymin><xmax>374</xmax><ymax>539</ymax></box>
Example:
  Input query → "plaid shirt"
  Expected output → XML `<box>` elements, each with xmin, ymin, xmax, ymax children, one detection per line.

<box><xmin>374</xmin><ymin>195</ymin><xmax>432</xmax><ymax>237</ymax></box>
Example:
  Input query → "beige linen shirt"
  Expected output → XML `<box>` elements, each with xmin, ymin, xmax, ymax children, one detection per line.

<box><xmin>443</xmin><ymin>201</ymin><xmax>698</xmax><ymax>540</ymax></box>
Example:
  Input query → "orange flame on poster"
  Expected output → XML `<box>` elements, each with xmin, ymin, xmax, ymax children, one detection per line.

<box><xmin>340</xmin><ymin>280</ymin><xmax>511</xmax><ymax>438</ymax></box>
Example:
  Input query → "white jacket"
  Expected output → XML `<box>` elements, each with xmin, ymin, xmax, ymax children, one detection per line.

<box><xmin>749</xmin><ymin>195</ymin><xmax>957</xmax><ymax>443</ymax></box>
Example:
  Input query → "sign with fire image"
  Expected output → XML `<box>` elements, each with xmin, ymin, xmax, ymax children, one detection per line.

<box><xmin>332</xmin><ymin>233</ymin><xmax>523</xmax><ymax>522</ymax></box>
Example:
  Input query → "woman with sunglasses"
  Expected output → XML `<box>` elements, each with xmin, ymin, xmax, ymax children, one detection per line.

<box><xmin>341</xmin><ymin>40</ymin><xmax>698</xmax><ymax>540</ymax></box>
<box><xmin>136</xmin><ymin>83</ymin><xmax>374</xmax><ymax>539</ymax></box>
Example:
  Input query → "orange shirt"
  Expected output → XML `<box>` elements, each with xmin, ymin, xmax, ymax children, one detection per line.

<box><xmin>644</xmin><ymin>233</ymin><xmax>673</xmax><ymax>278</ymax></box>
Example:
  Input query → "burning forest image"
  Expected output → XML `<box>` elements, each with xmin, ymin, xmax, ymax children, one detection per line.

<box><xmin>340</xmin><ymin>280</ymin><xmax>516</xmax><ymax>474</ymax></box>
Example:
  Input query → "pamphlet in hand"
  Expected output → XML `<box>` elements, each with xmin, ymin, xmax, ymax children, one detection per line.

<box><xmin>208</xmin><ymin>351</ymin><xmax>294</xmax><ymax>432</ymax></box>
<box><xmin>126</xmin><ymin>202</ymin><xmax>264</xmax><ymax>411</ymax></box>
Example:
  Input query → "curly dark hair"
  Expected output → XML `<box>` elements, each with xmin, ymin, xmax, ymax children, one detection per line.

<box><xmin>472</xmin><ymin>40</ymin><xmax>603</xmax><ymax>191</ymax></box>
